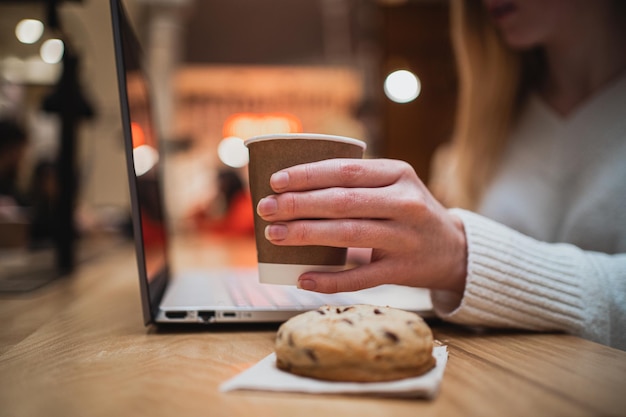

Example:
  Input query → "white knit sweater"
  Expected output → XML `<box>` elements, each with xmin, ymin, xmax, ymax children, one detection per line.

<box><xmin>432</xmin><ymin>74</ymin><xmax>626</xmax><ymax>350</ymax></box>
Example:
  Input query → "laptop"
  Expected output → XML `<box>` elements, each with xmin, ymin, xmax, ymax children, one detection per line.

<box><xmin>110</xmin><ymin>0</ymin><xmax>433</xmax><ymax>326</ymax></box>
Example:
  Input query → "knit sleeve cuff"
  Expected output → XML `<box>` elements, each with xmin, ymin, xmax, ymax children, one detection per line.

<box><xmin>431</xmin><ymin>209</ymin><xmax>586</xmax><ymax>333</ymax></box>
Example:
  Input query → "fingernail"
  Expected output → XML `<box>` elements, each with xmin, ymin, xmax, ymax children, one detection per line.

<box><xmin>297</xmin><ymin>279</ymin><xmax>316</xmax><ymax>291</ymax></box>
<box><xmin>270</xmin><ymin>171</ymin><xmax>289</xmax><ymax>191</ymax></box>
<box><xmin>264</xmin><ymin>223</ymin><xmax>288</xmax><ymax>241</ymax></box>
<box><xmin>257</xmin><ymin>196</ymin><xmax>278</xmax><ymax>216</ymax></box>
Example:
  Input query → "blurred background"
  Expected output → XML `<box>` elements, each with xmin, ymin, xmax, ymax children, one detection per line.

<box><xmin>0</xmin><ymin>0</ymin><xmax>456</xmax><ymax>291</ymax></box>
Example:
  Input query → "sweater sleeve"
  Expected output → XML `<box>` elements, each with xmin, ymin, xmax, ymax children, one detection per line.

<box><xmin>431</xmin><ymin>209</ymin><xmax>626</xmax><ymax>350</ymax></box>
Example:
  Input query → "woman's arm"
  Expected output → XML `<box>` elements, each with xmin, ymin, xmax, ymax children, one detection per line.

<box><xmin>256</xmin><ymin>158</ymin><xmax>626</xmax><ymax>349</ymax></box>
<box><xmin>433</xmin><ymin>209</ymin><xmax>626</xmax><ymax>350</ymax></box>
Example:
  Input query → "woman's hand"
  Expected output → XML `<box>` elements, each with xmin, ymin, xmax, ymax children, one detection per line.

<box><xmin>256</xmin><ymin>158</ymin><xmax>468</xmax><ymax>294</ymax></box>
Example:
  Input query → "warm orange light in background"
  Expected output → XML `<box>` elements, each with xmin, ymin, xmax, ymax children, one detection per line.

<box><xmin>222</xmin><ymin>112</ymin><xmax>302</xmax><ymax>139</ymax></box>
<box><xmin>131</xmin><ymin>121</ymin><xmax>146</xmax><ymax>148</ymax></box>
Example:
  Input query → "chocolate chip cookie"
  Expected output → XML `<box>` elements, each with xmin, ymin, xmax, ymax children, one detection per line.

<box><xmin>275</xmin><ymin>304</ymin><xmax>436</xmax><ymax>382</ymax></box>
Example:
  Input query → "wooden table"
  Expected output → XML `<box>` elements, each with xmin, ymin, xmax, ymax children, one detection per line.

<box><xmin>1</xmin><ymin>234</ymin><xmax>625</xmax><ymax>417</ymax></box>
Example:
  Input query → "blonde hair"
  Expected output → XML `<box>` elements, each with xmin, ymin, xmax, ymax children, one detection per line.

<box><xmin>432</xmin><ymin>0</ymin><xmax>532</xmax><ymax>210</ymax></box>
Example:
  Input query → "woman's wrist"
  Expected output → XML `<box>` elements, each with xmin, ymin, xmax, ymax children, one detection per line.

<box><xmin>447</xmin><ymin>212</ymin><xmax>468</xmax><ymax>295</ymax></box>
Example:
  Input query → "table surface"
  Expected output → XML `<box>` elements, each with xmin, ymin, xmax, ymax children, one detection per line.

<box><xmin>1</xmin><ymin>234</ymin><xmax>625</xmax><ymax>417</ymax></box>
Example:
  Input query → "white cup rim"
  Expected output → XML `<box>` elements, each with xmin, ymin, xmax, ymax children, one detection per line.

<box><xmin>244</xmin><ymin>133</ymin><xmax>366</xmax><ymax>150</ymax></box>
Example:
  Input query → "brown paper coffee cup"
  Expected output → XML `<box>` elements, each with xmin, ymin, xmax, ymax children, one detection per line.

<box><xmin>245</xmin><ymin>133</ymin><xmax>366</xmax><ymax>285</ymax></box>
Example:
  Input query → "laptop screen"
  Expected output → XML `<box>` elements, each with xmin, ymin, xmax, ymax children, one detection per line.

<box><xmin>111</xmin><ymin>0</ymin><xmax>169</xmax><ymax>324</ymax></box>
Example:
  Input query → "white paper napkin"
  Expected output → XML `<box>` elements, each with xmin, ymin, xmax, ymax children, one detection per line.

<box><xmin>220</xmin><ymin>346</ymin><xmax>448</xmax><ymax>399</ymax></box>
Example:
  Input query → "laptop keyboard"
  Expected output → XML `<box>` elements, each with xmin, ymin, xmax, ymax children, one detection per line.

<box><xmin>224</xmin><ymin>272</ymin><xmax>353</xmax><ymax>308</ymax></box>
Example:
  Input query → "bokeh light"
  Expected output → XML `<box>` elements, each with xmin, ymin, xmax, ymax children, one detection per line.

<box><xmin>218</xmin><ymin>136</ymin><xmax>249</xmax><ymax>168</ymax></box>
<box><xmin>384</xmin><ymin>69</ymin><xmax>421</xmax><ymax>103</ymax></box>
<box><xmin>133</xmin><ymin>145</ymin><xmax>159</xmax><ymax>176</ymax></box>
<box><xmin>15</xmin><ymin>19</ymin><xmax>44</xmax><ymax>44</ymax></box>
<box><xmin>40</xmin><ymin>39</ymin><xmax>64</xmax><ymax>64</ymax></box>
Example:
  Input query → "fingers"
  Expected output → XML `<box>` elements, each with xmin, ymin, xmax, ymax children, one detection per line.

<box><xmin>259</xmin><ymin>158</ymin><xmax>426</xmax><ymax>223</ymax></box>
<box><xmin>264</xmin><ymin>218</ymin><xmax>406</xmax><ymax>249</ymax></box>
<box><xmin>270</xmin><ymin>158</ymin><xmax>414</xmax><ymax>192</ymax></box>
<box><xmin>257</xmin><ymin>187</ymin><xmax>400</xmax><ymax>221</ymax></box>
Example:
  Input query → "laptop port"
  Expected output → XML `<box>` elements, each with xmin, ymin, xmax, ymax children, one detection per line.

<box><xmin>223</xmin><ymin>312</ymin><xmax>237</xmax><ymax>318</ymax></box>
<box><xmin>165</xmin><ymin>311</ymin><xmax>187</xmax><ymax>319</ymax></box>
<box><xmin>198</xmin><ymin>311</ymin><xmax>216</xmax><ymax>322</ymax></box>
